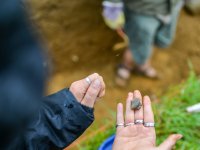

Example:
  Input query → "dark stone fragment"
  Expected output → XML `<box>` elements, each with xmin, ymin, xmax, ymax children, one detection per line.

<box><xmin>131</xmin><ymin>98</ymin><xmax>142</xmax><ymax>110</ymax></box>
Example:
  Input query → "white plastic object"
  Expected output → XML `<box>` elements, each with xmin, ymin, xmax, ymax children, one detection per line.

<box><xmin>186</xmin><ymin>103</ymin><xmax>200</xmax><ymax>113</ymax></box>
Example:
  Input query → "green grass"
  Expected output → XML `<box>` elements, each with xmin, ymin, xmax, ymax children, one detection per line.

<box><xmin>81</xmin><ymin>70</ymin><xmax>200</xmax><ymax>150</ymax></box>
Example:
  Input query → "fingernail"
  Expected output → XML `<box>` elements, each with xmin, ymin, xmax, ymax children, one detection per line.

<box><xmin>176</xmin><ymin>134</ymin><xmax>183</xmax><ymax>140</ymax></box>
<box><xmin>133</xmin><ymin>90</ymin><xmax>140</xmax><ymax>96</ymax></box>
<box><xmin>172</xmin><ymin>134</ymin><xmax>183</xmax><ymax>140</ymax></box>
<box><xmin>93</xmin><ymin>79</ymin><xmax>101</xmax><ymax>88</ymax></box>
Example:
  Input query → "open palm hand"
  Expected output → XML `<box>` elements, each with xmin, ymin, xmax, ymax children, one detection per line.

<box><xmin>113</xmin><ymin>91</ymin><xmax>182</xmax><ymax>150</ymax></box>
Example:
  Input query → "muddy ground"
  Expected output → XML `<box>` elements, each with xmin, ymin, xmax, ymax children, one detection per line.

<box><xmin>30</xmin><ymin>0</ymin><xmax>200</xmax><ymax>149</ymax></box>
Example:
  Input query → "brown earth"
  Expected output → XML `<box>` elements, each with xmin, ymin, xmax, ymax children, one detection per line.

<box><xmin>30</xmin><ymin>0</ymin><xmax>200</xmax><ymax>149</ymax></box>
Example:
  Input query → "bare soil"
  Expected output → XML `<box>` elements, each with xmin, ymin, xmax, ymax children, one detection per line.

<box><xmin>30</xmin><ymin>0</ymin><xmax>200</xmax><ymax>149</ymax></box>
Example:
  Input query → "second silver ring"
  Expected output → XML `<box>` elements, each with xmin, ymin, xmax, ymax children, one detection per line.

<box><xmin>135</xmin><ymin>120</ymin><xmax>144</xmax><ymax>124</ymax></box>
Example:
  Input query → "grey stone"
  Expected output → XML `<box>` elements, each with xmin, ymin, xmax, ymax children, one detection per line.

<box><xmin>131</xmin><ymin>98</ymin><xmax>142</xmax><ymax>110</ymax></box>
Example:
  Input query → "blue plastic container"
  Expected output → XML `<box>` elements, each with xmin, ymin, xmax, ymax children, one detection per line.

<box><xmin>98</xmin><ymin>135</ymin><xmax>115</xmax><ymax>150</ymax></box>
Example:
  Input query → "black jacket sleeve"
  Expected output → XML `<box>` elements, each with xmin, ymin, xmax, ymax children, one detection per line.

<box><xmin>0</xmin><ymin>0</ymin><xmax>94</xmax><ymax>149</ymax></box>
<box><xmin>25</xmin><ymin>89</ymin><xmax>94</xmax><ymax>150</ymax></box>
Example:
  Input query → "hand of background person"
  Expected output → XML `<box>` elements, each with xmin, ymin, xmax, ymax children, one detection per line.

<box><xmin>113</xmin><ymin>90</ymin><xmax>182</xmax><ymax>150</ymax></box>
<box><xmin>69</xmin><ymin>73</ymin><xmax>105</xmax><ymax>108</ymax></box>
<box><xmin>102</xmin><ymin>1</ymin><xmax>125</xmax><ymax>30</ymax></box>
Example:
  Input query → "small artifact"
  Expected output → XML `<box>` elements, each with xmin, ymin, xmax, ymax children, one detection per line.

<box><xmin>131</xmin><ymin>98</ymin><xmax>142</xmax><ymax>110</ymax></box>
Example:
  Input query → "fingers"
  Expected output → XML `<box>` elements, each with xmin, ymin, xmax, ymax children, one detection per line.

<box><xmin>84</xmin><ymin>73</ymin><xmax>105</xmax><ymax>98</ymax></box>
<box><xmin>133</xmin><ymin>90</ymin><xmax>143</xmax><ymax>121</ymax></box>
<box><xmin>158</xmin><ymin>134</ymin><xmax>183</xmax><ymax>150</ymax></box>
<box><xmin>84</xmin><ymin>73</ymin><xmax>100</xmax><ymax>88</ymax></box>
<box><xmin>125</xmin><ymin>92</ymin><xmax>134</xmax><ymax>124</ymax></box>
<box><xmin>69</xmin><ymin>73</ymin><xmax>99</xmax><ymax>102</ymax></box>
<box><xmin>116</xmin><ymin>103</ymin><xmax>124</xmax><ymax>130</ymax></box>
<box><xmin>98</xmin><ymin>75</ymin><xmax>106</xmax><ymax>97</ymax></box>
<box><xmin>70</xmin><ymin>73</ymin><xmax>105</xmax><ymax>103</ymax></box>
<box><xmin>81</xmin><ymin>79</ymin><xmax>102</xmax><ymax>108</ymax></box>
<box><xmin>143</xmin><ymin>96</ymin><xmax>154</xmax><ymax>123</ymax></box>
<box><xmin>143</xmin><ymin>96</ymin><xmax>156</xmax><ymax>140</ymax></box>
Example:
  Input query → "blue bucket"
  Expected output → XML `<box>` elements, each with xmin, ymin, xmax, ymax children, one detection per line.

<box><xmin>98</xmin><ymin>135</ymin><xmax>115</xmax><ymax>150</ymax></box>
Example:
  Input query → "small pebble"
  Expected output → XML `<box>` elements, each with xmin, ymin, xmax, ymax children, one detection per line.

<box><xmin>131</xmin><ymin>98</ymin><xmax>142</xmax><ymax>110</ymax></box>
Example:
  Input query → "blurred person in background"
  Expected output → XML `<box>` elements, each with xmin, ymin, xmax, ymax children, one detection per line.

<box><xmin>102</xmin><ymin>0</ymin><xmax>184</xmax><ymax>86</ymax></box>
<box><xmin>0</xmin><ymin>0</ymin><xmax>105</xmax><ymax>149</ymax></box>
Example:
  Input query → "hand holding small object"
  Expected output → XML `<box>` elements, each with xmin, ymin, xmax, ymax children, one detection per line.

<box><xmin>69</xmin><ymin>73</ymin><xmax>105</xmax><ymax>108</ymax></box>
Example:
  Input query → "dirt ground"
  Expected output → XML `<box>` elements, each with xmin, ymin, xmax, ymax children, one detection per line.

<box><xmin>30</xmin><ymin>0</ymin><xmax>200</xmax><ymax>149</ymax></box>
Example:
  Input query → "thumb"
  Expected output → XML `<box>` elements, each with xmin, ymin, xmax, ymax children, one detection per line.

<box><xmin>158</xmin><ymin>134</ymin><xmax>183</xmax><ymax>150</ymax></box>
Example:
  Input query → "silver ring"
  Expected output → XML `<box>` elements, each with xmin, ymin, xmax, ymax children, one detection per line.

<box><xmin>135</xmin><ymin>120</ymin><xmax>144</xmax><ymax>124</ymax></box>
<box><xmin>85</xmin><ymin>77</ymin><xmax>91</xmax><ymax>85</ymax></box>
<box><xmin>144</xmin><ymin>122</ymin><xmax>155</xmax><ymax>127</ymax></box>
<box><xmin>125</xmin><ymin>122</ymin><xmax>135</xmax><ymax>127</ymax></box>
<box><xmin>116</xmin><ymin>123</ymin><xmax>124</xmax><ymax>128</ymax></box>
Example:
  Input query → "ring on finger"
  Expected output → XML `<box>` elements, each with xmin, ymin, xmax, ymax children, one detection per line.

<box><xmin>125</xmin><ymin>122</ymin><xmax>135</xmax><ymax>127</ymax></box>
<box><xmin>85</xmin><ymin>77</ymin><xmax>91</xmax><ymax>85</ymax></box>
<box><xmin>144</xmin><ymin>122</ymin><xmax>155</xmax><ymax>127</ymax></box>
<box><xmin>116</xmin><ymin>123</ymin><xmax>124</xmax><ymax>128</ymax></box>
<box><xmin>135</xmin><ymin>120</ymin><xmax>144</xmax><ymax>124</ymax></box>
